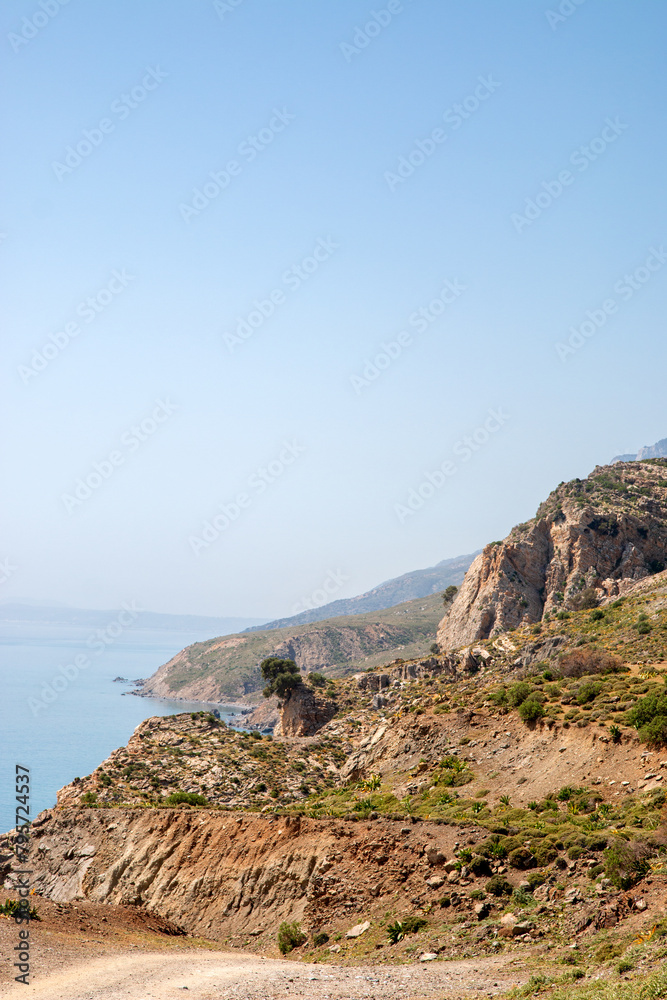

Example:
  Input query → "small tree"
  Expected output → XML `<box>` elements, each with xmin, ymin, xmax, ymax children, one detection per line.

<box><xmin>260</xmin><ymin>657</ymin><xmax>301</xmax><ymax>702</ymax></box>
<box><xmin>442</xmin><ymin>586</ymin><xmax>458</xmax><ymax>606</ymax></box>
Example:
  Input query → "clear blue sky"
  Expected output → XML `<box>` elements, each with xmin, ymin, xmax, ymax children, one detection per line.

<box><xmin>1</xmin><ymin>0</ymin><xmax>666</xmax><ymax>618</ymax></box>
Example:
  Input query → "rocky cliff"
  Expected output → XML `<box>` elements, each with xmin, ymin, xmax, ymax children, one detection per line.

<box><xmin>437</xmin><ymin>460</ymin><xmax>667</xmax><ymax>651</ymax></box>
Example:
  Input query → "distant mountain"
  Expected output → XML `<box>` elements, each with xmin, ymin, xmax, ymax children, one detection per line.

<box><xmin>0</xmin><ymin>603</ymin><xmax>267</xmax><ymax>637</ymax></box>
<box><xmin>243</xmin><ymin>552</ymin><xmax>478</xmax><ymax>633</ymax></box>
<box><xmin>612</xmin><ymin>436</ymin><xmax>667</xmax><ymax>463</ymax></box>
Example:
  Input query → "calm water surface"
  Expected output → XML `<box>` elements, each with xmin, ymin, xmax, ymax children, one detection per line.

<box><xmin>1</xmin><ymin>623</ymin><xmax>243</xmax><ymax>832</ymax></box>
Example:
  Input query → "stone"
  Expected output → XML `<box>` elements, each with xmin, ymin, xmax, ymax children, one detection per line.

<box><xmin>346</xmin><ymin>921</ymin><xmax>371</xmax><ymax>939</ymax></box>
<box><xmin>425</xmin><ymin>876</ymin><xmax>445</xmax><ymax>890</ymax></box>
<box><xmin>426</xmin><ymin>847</ymin><xmax>446</xmax><ymax>866</ymax></box>
<box><xmin>443</xmin><ymin>860</ymin><xmax>458</xmax><ymax>873</ymax></box>
<box><xmin>636</xmin><ymin>899</ymin><xmax>647</xmax><ymax>911</ymax></box>
<box><xmin>447</xmin><ymin>871</ymin><xmax>460</xmax><ymax>884</ymax></box>
<box><xmin>436</xmin><ymin>463</ymin><xmax>667</xmax><ymax>650</ymax></box>
<box><xmin>514</xmin><ymin>920</ymin><xmax>535</xmax><ymax>935</ymax></box>
<box><xmin>329</xmin><ymin>944</ymin><xmax>341</xmax><ymax>953</ymax></box>
<box><xmin>275</xmin><ymin>685</ymin><xmax>336</xmax><ymax>738</ymax></box>
<box><xmin>419</xmin><ymin>952</ymin><xmax>438</xmax><ymax>962</ymax></box>
<box><xmin>474</xmin><ymin>901</ymin><xmax>490</xmax><ymax>920</ymax></box>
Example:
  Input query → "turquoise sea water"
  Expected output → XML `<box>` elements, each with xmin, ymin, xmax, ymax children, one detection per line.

<box><xmin>0</xmin><ymin>623</ymin><xmax>242</xmax><ymax>833</ymax></box>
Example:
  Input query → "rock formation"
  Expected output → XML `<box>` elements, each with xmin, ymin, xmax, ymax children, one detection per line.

<box><xmin>437</xmin><ymin>460</ymin><xmax>667</xmax><ymax>650</ymax></box>
<box><xmin>274</xmin><ymin>684</ymin><xmax>336</xmax><ymax>737</ymax></box>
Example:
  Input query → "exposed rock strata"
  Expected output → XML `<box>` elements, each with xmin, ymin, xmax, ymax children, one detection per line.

<box><xmin>438</xmin><ymin>461</ymin><xmax>667</xmax><ymax>650</ymax></box>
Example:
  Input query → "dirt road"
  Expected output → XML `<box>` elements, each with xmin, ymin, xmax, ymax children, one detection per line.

<box><xmin>0</xmin><ymin>950</ymin><xmax>526</xmax><ymax>1000</ymax></box>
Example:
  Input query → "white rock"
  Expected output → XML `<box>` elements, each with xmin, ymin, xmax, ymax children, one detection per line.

<box><xmin>346</xmin><ymin>921</ymin><xmax>371</xmax><ymax>939</ymax></box>
<box><xmin>420</xmin><ymin>952</ymin><xmax>438</xmax><ymax>962</ymax></box>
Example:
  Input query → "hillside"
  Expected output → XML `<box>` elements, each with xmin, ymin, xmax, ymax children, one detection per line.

<box><xmin>437</xmin><ymin>460</ymin><xmax>667</xmax><ymax>651</ymax></box>
<box><xmin>139</xmin><ymin>593</ymin><xmax>444</xmax><ymax>702</ymax></box>
<box><xmin>22</xmin><ymin>568</ymin><xmax>667</xmax><ymax>988</ymax></box>
<box><xmin>243</xmin><ymin>552</ymin><xmax>477</xmax><ymax>632</ymax></box>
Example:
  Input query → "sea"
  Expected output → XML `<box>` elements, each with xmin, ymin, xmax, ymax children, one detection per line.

<box><xmin>1</xmin><ymin>622</ymin><xmax>245</xmax><ymax>833</ymax></box>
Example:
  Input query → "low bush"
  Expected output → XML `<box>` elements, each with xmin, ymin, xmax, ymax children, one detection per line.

<box><xmin>387</xmin><ymin>916</ymin><xmax>428</xmax><ymax>943</ymax></box>
<box><xmin>559</xmin><ymin>648</ymin><xmax>625</xmax><ymax>678</ymax></box>
<box><xmin>519</xmin><ymin>699</ymin><xmax>545</xmax><ymax>722</ymax></box>
<box><xmin>508</xmin><ymin>847</ymin><xmax>536</xmax><ymax>870</ymax></box>
<box><xmin>485</xmin><ymin>875</ymin><xmax>513</xmax><ymax>896</ymax></box>
<box><xmin>508</xmin><ymin>682</ymin><xmax>533</xmax><ymax>707</ymax></box>
<box><xmin>278</xmin><ymin>921</ymin><xmax>306</xmax><ymax>955</ymax></box>
<box><xmin>627</xmin><ymin>691</ymin><xmax>667</xmax><ymax>746</ymax></box>
<box><xmin>164</xmin><ymin>791</ymin><xmax>208</xmax><ymax>807</ymax></box>
<box><xmin>313</xmin><ymin>931</ymin><xmax>329</xmax><ymax>947</ymax></box>
<box><xmin>576</xmin><ymin>681</ymin><xmax>603</xmax><ymax>705</ymax></box>
<box><xmin>604</xmin><ymin>838</ymin><xmax>653</xmax><ymax>889</ymax></box>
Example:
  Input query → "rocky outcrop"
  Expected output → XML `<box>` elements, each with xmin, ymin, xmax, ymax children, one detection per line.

<box><xmin>26</xmin><ymin>808</ymin><xmax>463</xmax><ymax>946</ymax></box>
<box><xmin>274</xmin><ymin>685</ymin><xmax>336</xmax><ymax>738</ymax></box>
<box><xmin>438</xmin><ymin>461</ymin><xmax>667</xmax><ymax>650</ymax></box>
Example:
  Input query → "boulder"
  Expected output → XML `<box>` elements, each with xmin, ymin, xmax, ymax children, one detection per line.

<box><xmin>345</xmin><ymin>920</ymin><xmax>370</xmax><ymax>939</ymax></box>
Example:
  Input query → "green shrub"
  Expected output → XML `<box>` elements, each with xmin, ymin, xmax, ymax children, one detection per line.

<box><xmin>627</xmin><ymin>692</ymin><xmax>667</xmax><ymax>746</ymax></box>
<box><xmin>387</xmin><ymin>916</ymin><xmax>427</xmax><ymax>943</ymax></box>
<box><xmin>508</xmin><ymin>682</ymin><xmax>532</xmax><ymax>707</ymax></box>
<box><xmin>313</xmin><ymin>931</ymin><xmax>329</xmax><ymax>947</ymax></box>
<box><xmin>519</xmin><ymin>699</ymin><xmax>545</xmax><ymax>722</ymax></box>
<box><xmin>576</xmin><ymin>681</ymin><xmax>602</xmax><ymax>705</ymax></box>
<box><xmin>469</xmin><ymin>855</ymin><xmax>492</xmax><ymax>877</ymax></box>
<box><xmin>309</xmin><ymin>672</ymin><xmax>326</xmax><ymax>688</ymax></box>
<box><xmin>589</xmin><ymin>609</ymin><xmax>605</xmax><ymax>622</ymax></box>
<box><xmin>164</xmin><ymin>791</ymin><xmax>208</xmax><ymax>806</ymax></box>
<box><xmin>604</xmin><ymin>838</ymin><xmax>653</xmax><ymax>889</ymax></box>
<box><xmin>532</xmin><ymin>843</ymin><xmax>558</xmax><ymax>866</ymax></box>
<box><xmin>485</xmin><ymin>875</ymin><xmax>513</xmax><ymax>896</ymax></box>
<box><xmin>508</xmin><ymin>847</ymin><xmax>536</xmax><ymax>870</ymax></box>
<box><xmin>278</xmin><ymin>921</ymin><xmax>306</xmax><ymax>955</ymax></box>
<box><xmin>80</xmin><ymin>791</ymin><xmax>98</xmax><ymax>805</ymax></box>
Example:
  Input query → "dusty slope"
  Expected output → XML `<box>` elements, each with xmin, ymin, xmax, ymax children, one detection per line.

<box><xmin>437</xmin><ymin>460</ymin><xmax>667</xmax><ymax>651</ymax></box>
<box><xmin>140</xmin><ymin>594</ymin><xmax>443</xmax><ymax>701</ymax></box>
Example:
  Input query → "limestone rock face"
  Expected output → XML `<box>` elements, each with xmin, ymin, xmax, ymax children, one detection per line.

<box><xmin>274</xmin><ymin>685</ymin><xmax>336</xmax><ymax>738</ymax></box>
<box><xmin>438</xmin><ymin>461</ymin><xmax>667</xmax><ymax>650</ymax></box>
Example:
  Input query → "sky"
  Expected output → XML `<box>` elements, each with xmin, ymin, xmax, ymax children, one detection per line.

<box><xmin>1</xmin><ymin>0</ymin><xmax>666</xmax><ymax>619</ymax></box>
